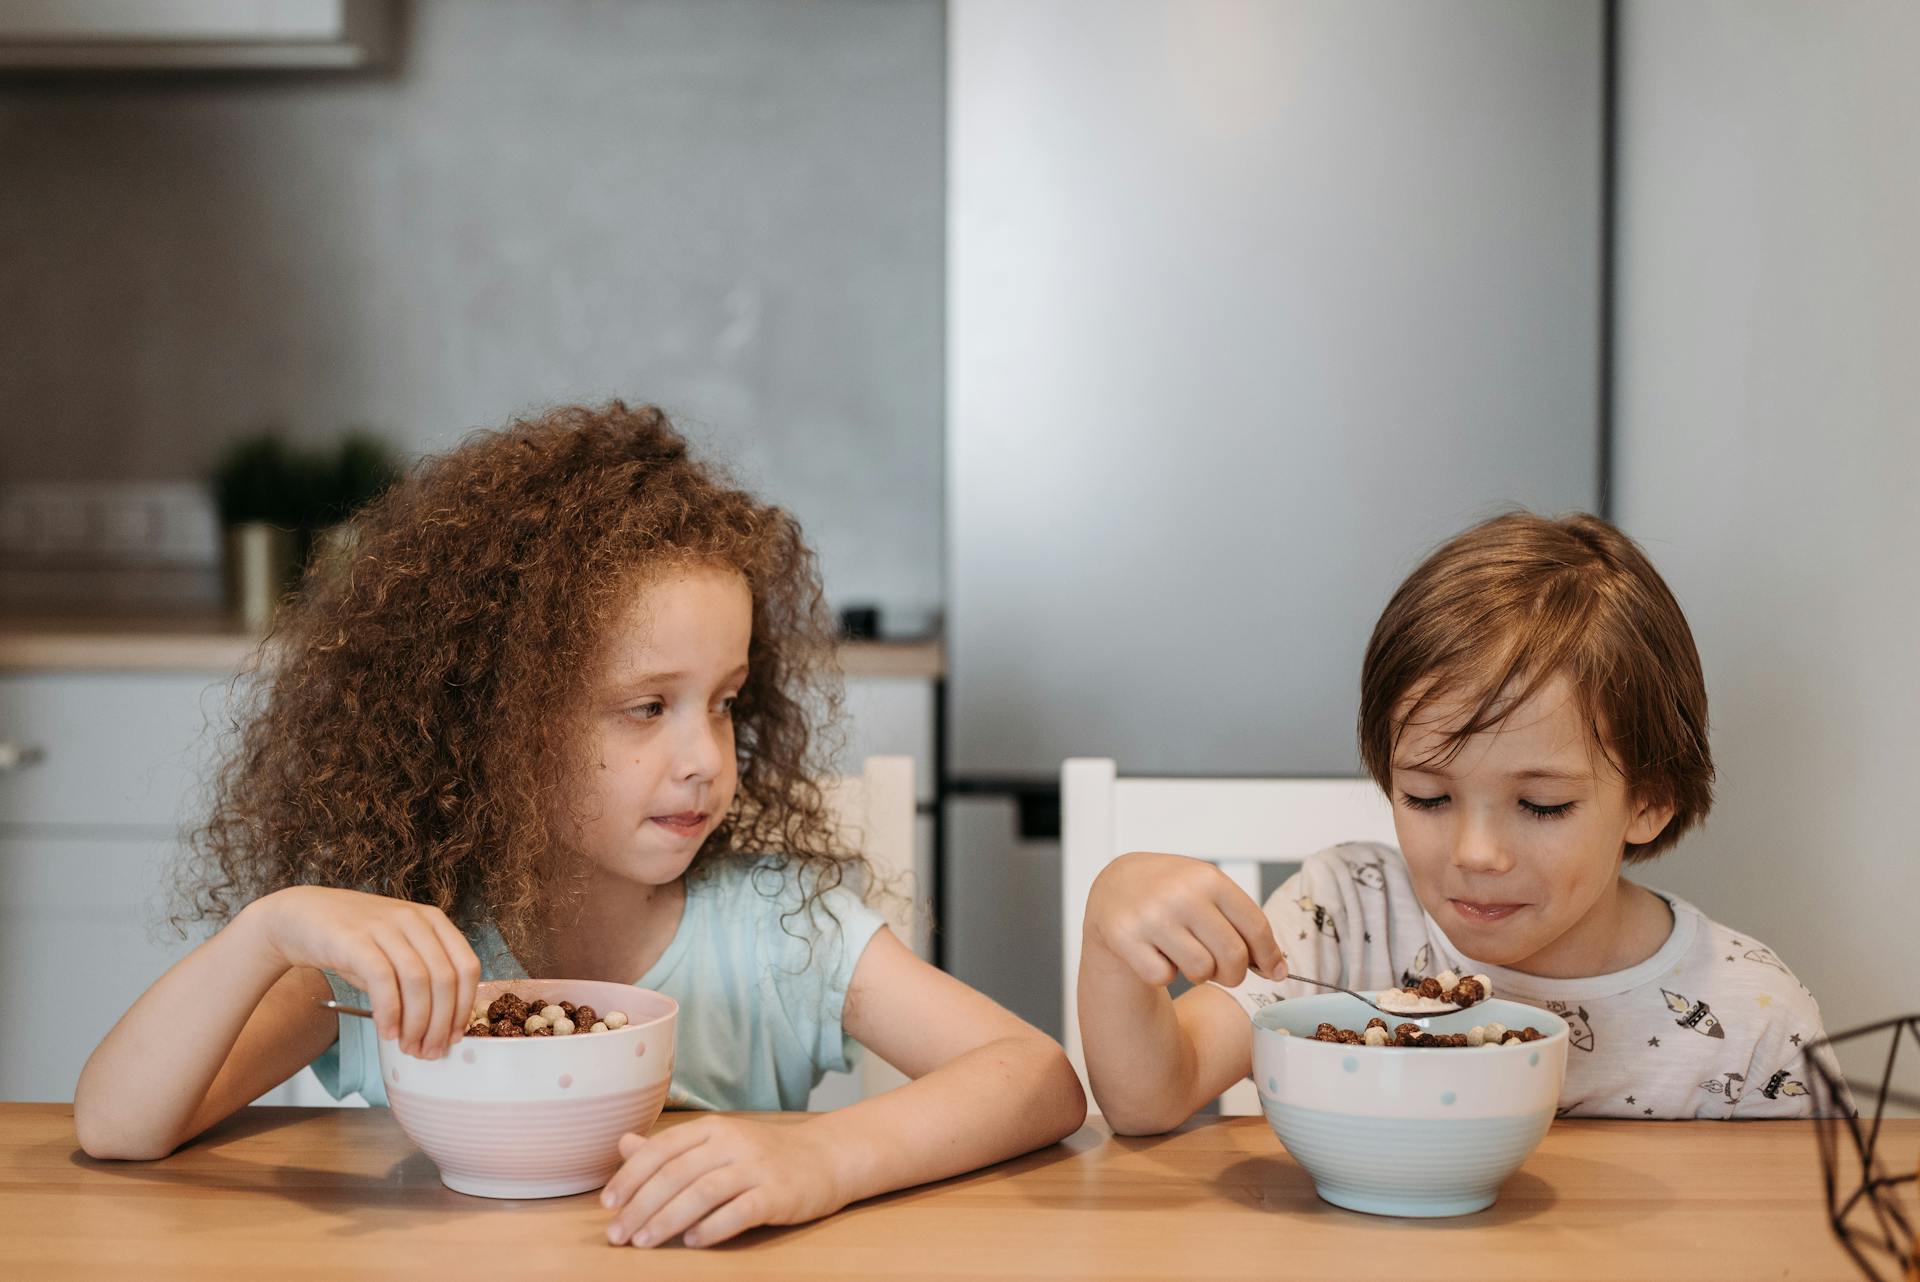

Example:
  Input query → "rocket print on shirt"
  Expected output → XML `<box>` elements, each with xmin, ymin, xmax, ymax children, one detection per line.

<box><xmin>1543</xmin><ymin>1000</ymin><xmax>1596</xmax><ymax>1053</ymax></box>
<box><xmin>1662</xmin><ymin>988</ymin><xmax>1726</xmax><ymax>1039</ymax></box>
<box><xmin>1350</xmin><ymin>860</ymin><xmax>1386</xmax><ymax>891</ymax></box>
<box><xmin>1297</xmin><ymin>897</ymin><xmax>1340</xmax><ymax>942</ymax></box>
<box><xmin>1759</xmin><ymin>1069</ymin><xmax>1808</xmax><ymax>1100</ymax></box>
<box><xmin>1399</xmin><ymin>944</ymin><xmax>1432</xmax><ymax>991</ymax></box>
<box><xmin>1699</xmin><ymin>1071</ymin><xmax>1746</xmax><ymax>1107</ymax></box>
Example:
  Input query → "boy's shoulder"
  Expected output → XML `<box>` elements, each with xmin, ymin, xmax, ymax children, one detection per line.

<box><xmin>1653</xmin><ymin>895</ymin><xmax>1823</xmax><ymax>1029</ymax></box>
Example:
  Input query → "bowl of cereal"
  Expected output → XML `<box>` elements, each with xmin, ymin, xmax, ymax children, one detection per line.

<box><xmin>1250</xmin><ymin>991</ymin><xmax>1568</xmax><ymax>1217</ymax></box>
<box><xmin>376</xmin><ymin>978</ymin><xmax>677</xmax><ymax>1199</ymax></box>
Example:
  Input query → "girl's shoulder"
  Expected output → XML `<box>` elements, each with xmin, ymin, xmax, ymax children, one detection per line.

<box><xmin>687</xmin><ymin>855</ymin><xmax>883</xmax><ymax>944</ymax></box>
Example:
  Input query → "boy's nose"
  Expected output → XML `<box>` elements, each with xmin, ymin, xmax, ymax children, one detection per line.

<box><xmin>1450</xmin><ymin>810</ymin><xmax>1516</xmax><ymax>875</ymax></box>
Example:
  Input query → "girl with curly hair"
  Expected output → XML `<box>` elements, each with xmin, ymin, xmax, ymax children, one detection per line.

<box><xmin>74</xmin><ymin>402</ymin><xmax>1085</xmax><ymax>1247</ymax></box>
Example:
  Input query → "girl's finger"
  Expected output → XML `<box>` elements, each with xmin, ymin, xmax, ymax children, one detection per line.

<box><xmin>600</xmin><ymin>1123</ymin><xmax>711</xmax><ymax>1217</ymax></box>
<box><xmin>373</xmin><ymin>926</ymin><xmax>435</xmax><ymax>1056</ymax></box>
<box><xmin>424</xmin><ymin>911</ymin><xmax>482</xmax><ymax>1043</ymax></box>
<box><xmin>608</xmin><ymin>1143</ymin><xmax>736</xmax><ymax>1245</ymax></box>
<box><xmin>680</xmin><ymin>1188</ymin><xmax>764</xmax><ymax>1248</ymax></box>
<box><xmin>631</xmin><ymin>1167</ymin><xmax>753</xmax><ymax>1249</ymax></box>
<box><xmin>396</xmin><ymin>914</ymin><xmax>459</xmax><ymax>1058</ymax></box>
<box><xmin>344</xmin><ymin>943</ymin><xmax>402</xmax><ymax>1043</ymax></box>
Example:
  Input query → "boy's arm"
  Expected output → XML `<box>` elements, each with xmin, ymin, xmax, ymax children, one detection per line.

<box><xmin>1076</xmin><ymin>851</ymin><xmax>1288</xmax><ymax>1135</ymax></box>
<box><xmin>1078</xmin><ymin>932</ymin><xmax>1261</xmax><ymax>1134</ymax></box>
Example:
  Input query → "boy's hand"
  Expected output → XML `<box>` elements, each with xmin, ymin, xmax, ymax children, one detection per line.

<box><xmin>601</xmin><ymin>1116</ymin><xmax>846</xmax><ymax>1248</ymax></box>
<box><xmin>1085</xmin><ymin>851</ymin><xmax>1288</xmax><ymax>988</ymax></box>
<box><xmin>252</xmin><ymin>886</ymin><xmax>481</xmax><ymax>1060</ymax></box>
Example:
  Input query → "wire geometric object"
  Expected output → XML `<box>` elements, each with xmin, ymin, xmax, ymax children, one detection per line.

<box><xmin>1808</xmin><ymin>1015</ymin><xmax>1920</xmax><ymax>1282</ymax></box>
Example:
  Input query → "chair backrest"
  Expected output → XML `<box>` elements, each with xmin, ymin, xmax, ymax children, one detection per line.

<box><xmin>812</xmin><ymin>754</ymin><xmax>918</xmax><ymax>1105</ymax></box>
<box><xmin>1060</xmin><ymin>757</ymin><xmax>1397</xmax><ymax>1115</ymax></box>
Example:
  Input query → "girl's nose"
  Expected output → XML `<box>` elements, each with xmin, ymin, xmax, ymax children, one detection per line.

<box><xmin>677</xmin><ymin>716</ymin><xmax>725</xmax><ymax>782</ymax></box>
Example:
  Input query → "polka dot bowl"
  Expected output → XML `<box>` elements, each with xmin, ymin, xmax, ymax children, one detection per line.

<box><xmin>1251</xmin><ymin>994</ymin><xmax>1568</xmax><ymax>1217</ymax></box>
<box><xmin>377</xmin><ymin>978</ymin><xmax>677</xmax><ymax>1199</ymax></box>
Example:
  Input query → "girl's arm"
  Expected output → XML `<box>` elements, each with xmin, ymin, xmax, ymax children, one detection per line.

<box><xmin>598</xmin><ymin>927</ymin><xmax>1087</xmax><ymax>1249</ymax></box>
<box><xmin>74</xmin><ymin>887</ymin><xmax>480</xmax><ymax>1160</ymax></box>
<box><xmin>1076</xmin><ymin>851</ymin><xmax>1288</xmax><ymax>1134</ymax></box>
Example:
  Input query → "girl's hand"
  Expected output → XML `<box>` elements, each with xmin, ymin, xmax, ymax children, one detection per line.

<box><xmin>252</xmin><ymin>886</ymin><xmax>480</xmax><ymax>1060</ymax></box>
<box><xmin>1085</xmin><ymin>851</ymin><xmax>1289</xmax><ymax>988</ymax></box>
<box><xmin>600</xmin><ymin>1116</ymin><xmax>846</xmax><ymax>1248</ymax></box>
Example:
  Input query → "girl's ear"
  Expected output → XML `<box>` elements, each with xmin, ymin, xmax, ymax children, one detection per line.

<box><xmin>1625</xmin><ymin>792</ymin><xmax>1676</xmax><ymax>846</ymax></box>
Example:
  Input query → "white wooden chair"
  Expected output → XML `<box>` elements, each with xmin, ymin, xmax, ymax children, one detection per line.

<box><xmin>259</xmin><ymin>755</ymin><xmax>920</xmax><ymax>1108</ymax></box>
<box><xmin>1061</xmin><ymin>757</ymin><xmax>1398</xmax><ymax>1116</ymax></box>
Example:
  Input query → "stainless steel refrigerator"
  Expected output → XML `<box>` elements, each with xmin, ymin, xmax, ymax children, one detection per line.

<box><xmin>942</xmin><ymin>0</ymin><xmax>1608</xmax><ymax>1034</ymax></box>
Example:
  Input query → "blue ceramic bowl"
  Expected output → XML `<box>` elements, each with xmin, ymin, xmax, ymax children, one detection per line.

<box><xmin>1251</xmin><ymin>994</ymin><xmax>1568</xmax><ymax>1217</ymax></box>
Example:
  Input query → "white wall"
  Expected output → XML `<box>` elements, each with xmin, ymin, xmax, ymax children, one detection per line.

<box><xmin>1613</xmin><ymin>0</ymin><xmax>1920</xmax><ymax>1089</ymax></box>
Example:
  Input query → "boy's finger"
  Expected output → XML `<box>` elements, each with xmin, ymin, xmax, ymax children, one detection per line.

<box><xmin>1215</xmin><ymin>887</ymin><xmax>1287</xmax><ymax>980</ymax></box>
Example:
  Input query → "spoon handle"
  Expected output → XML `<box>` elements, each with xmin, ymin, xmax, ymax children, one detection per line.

<box><xmin>317</xmin><ymin>999</ymin><xmax>375</xmax><ymax>1020</ymax></box>
<box><xmin>1287</xmin><ymin>974</ymin><xmax>1417</xmax><ymax>1018</ymax></box>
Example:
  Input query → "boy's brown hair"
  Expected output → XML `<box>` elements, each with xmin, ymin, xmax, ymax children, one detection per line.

<box><xmin>1358</xmin><ymin>511</ymin><xmax>1713</xmax><ymax>861</ymax></box>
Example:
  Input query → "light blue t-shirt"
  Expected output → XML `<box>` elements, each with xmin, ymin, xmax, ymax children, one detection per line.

<box><xmin>311</xmin><ymin>859</ymin><xmax>889</xmax><ymax>1111</ymax></box>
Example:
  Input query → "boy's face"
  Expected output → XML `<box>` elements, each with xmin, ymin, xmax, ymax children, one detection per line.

<box><xmin>571</xmin><ymin>565</ymin><xmax>750</xmax><ymax>889</ymax></box>
<box><xmin>1389</xmin><ymin>672</ymin><xmax>1675</xmax><ymax>976</ymax></box>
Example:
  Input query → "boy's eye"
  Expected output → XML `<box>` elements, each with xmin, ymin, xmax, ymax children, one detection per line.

<box><xmin>1399</xmin><ymin>792</ymin><xmax>1449</xmax><ymax>811</ymax></box>
<box><xmin>1520</xmin><ymin>799</ymin><xmax>1576</xmax><ymax>819</ymax></box>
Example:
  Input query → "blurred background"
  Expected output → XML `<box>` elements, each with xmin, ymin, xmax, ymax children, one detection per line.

<box><xmin>0</xmin><ymin>0</ymin><xmax>1913</xmax><ymax>1111</ymax></box>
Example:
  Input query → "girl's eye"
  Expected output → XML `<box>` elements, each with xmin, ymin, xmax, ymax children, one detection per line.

<box><xmin>625</xmin><ymin>701</ymin><xmax>665</xmax><ymax>722</ymax></box>
<box><xmin>715</xmin><ymin>696</ymin><xmax>737</xmax><ymax>717</ymax></box>
<box><xmin>1400</xmin><ymin>792</ymin><xmax>1449</xmax><ymax>811</ymax></box>
<box><xmin>1520</xmin><ymin>799</ymin><xmax>1576</xmax><ymax>819</ymax></box>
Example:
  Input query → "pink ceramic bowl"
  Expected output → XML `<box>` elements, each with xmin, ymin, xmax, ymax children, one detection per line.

<box><xmin>377</xmin><ymin>978</ymin><xmax>677</xmax><ymax>1199</ymax></box>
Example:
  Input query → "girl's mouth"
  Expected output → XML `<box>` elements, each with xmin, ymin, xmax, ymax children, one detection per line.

<box><xmin>650</xmin><ymin>811</ymin><xmax>708</xmax><ymax>837</ymax></box>
<box><xmin>1450</xmin><ymin>899</ymin><xmax>1527</xmax><ymax>923</ymax></box>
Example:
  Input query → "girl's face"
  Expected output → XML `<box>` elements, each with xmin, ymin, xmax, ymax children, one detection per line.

<box><xmin>1389</xmin><ymin>672</ymin><xmax>1674</xmax><ymax>976</ymax></box>
<box><xmin>571</xmin><ymin>565</ymin><xmax>752</xmax><ymax>889</ymax></box>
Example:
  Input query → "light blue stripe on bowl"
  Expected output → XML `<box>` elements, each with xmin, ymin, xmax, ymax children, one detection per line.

<box><xmin>1262</xmin><ymin>1101</ymin><xmax>1551</xmax><ymax>1218</ymax></box>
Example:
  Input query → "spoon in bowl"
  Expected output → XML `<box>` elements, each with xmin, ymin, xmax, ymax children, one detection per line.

<box><xmin>1285</xmin><ymin>974</ymin><xmax>1463</xmax><ymax>1018</ymax></box>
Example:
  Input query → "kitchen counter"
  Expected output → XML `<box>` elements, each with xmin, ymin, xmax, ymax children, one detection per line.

<box><xmin>0</xmin><ymin>614</ymin><xmax>943</xmax><ymax>679</ymax></box>
<box><xmin>0</xmin><ymin>1105</ymin><xmax>1894</xmax><ymax>1280</ymax></box>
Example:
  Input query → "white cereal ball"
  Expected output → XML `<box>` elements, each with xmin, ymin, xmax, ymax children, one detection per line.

<box><xmin>604</xmin><ymin>1011</ymin><xmax>628</xmax><ymax>1030</ymax></box>
<box><xmin>590</xmin><ymin>1021</ymin><xmax>609</xmax><ymax>1034</ymax></box>
<box><xmin>1362</xmin><ymin>1026</ymin><xmax>1389</xmax><ymax>1047</ymax></box>
<box><xmin>1502</xmin><ymin>1034</ymin><xmax>1522</xmax><ymax>1046</ymax></box>
<box><xmin>540</xmin><ymin>1004</ymin><xmax>565</xmax><ymax>1024</ymax></box>
<box><xmin>471</xmin><ymin>1004</ymin><xmax>489</xmax><ymax>1026</ymax></box>
<box><xmin>1484</xmin><ymin>1022</ymin><xmax>1507</xmax><ymax>1041</ymax></box>
<box><xmin>552</xmin><ymin>1016</ymin><xmax>576</xmax><ymax>1037</ymax></box>
<box><xmin>1479</xmin><ymin>1040</ymin><xmax>1501</xmax><ymax>1050</ymax></box>
<box><xmin>1434</xmin><ymin>969</ymin><xmax>1460</xmax><ymax>991</ymax></box>
<box><xmin>524</xmin><ymin>1013</ymin><xmax>550</xmax><ymax>1034</ymax></box>
<box><xmin>1273</xmin><ymin>1026</ymin><xmax>1291</xmax><ymax>1037</ymax></box>
<box><xmin>1467</xmin><ymin>1026</ymin><xmax>1486</xmax><ymax>1047</ymax></box>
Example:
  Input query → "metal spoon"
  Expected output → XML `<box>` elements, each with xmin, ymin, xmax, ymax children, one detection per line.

<box><xmin>1285</xmin><ymin>974</ymin><xmax>1460</xmax><ymax>1018</ymax></box>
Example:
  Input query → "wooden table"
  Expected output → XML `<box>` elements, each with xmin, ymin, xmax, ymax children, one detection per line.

<box><xmin>1</xmin><ymin>1104</ymin><xmax>1903</xmax><ymax>1280</ymax></box>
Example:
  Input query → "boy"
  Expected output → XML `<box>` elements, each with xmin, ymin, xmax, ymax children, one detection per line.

<box><xmin>1078</xmin><ymin>512</ymin><xmax>1839</xmax><ymax>1131</ymax></box>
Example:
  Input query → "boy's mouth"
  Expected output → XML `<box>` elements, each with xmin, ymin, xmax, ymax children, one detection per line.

<box><xmin>650</xmin><ymin>811</ymin><xmax>708</xmax><ymax>837</ymax></box>
<box><xmin>1449</xmin><ymin>899</ymin><xmax>1527</xmax><ymax>923</ymax></box>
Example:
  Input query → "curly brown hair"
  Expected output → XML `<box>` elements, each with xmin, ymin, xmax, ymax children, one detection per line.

<box><xmin>179</xmin><ymin>401</ymin><xmax>860</xmax><ymax>967</ymax></box>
